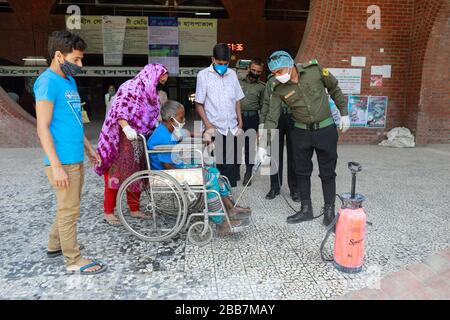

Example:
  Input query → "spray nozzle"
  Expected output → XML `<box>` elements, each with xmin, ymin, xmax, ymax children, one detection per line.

<box><xmin>348</xmin><ymin>162</ymin><xmax>362</xmax><ymax>174</ymax></box>
<box><xmin>348</xmin><ymin>162</ymin><xmax>362</xmax><ymax>199</ymax></box>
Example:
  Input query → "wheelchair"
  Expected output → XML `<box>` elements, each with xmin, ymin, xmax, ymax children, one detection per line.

<box><xmin>115</xmin><ymin>134</ymin><xmax>251</xmax><ymax>246</ymax></box>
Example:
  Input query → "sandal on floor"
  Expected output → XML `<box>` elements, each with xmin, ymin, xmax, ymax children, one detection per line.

<box><xmin>130</xmin><ymin>211</ymin><xmax>152</xmax><ymax>220</ymax></box>
<box><xmin>66</xmin><ymin>261</ymin><xmax>108</xmax><ymax>275</ymax></box>
<box><xmin>47</xmin><ymin>244</ymin><xmax>85</xmax><ymax>258</ymax></box>
<box><xmin>104</xmin><ymin>214</ymin><xmax>122</xmax><ymax>226</ymax></box>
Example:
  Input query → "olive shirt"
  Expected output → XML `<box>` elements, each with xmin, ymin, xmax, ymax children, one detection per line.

<box><xmin>264</xmin><ymin>60</ymin><xmax>348</xmax><ymax>131</ymax></box>
<box><xmin>260</xmin><ymin>76</ymin><xmax>290</xmax><ymax>124</ymax></box>
<box><xmin>239</xmin><ymin>76</ymin><xmax>266</xmax><ymax>112</ymax></box>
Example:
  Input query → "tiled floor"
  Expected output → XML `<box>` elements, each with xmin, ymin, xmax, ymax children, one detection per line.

<box><xmin>0</xmin><ymin>144</ymin><xmax>449</xmax><ymax>299</ymax></box>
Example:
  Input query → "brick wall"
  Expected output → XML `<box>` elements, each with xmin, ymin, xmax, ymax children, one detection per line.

<box><xmin>296</xmin><ymin>0</ymin><xmax>449</xmax><ymax>145</ymax></box>
<box><xmin>0</xmin><ymin>86</ymin><xmax>39</xmax><ymax>147</ymax></box>
<box><xmin>1</xmin><ymin>0</ymin><xmax>58</xmax><ymax>64</ymax></box>
<box><xmin>416</xmin><ymin>0</ymin><xmax>450</xmax><ymax>144</ymax></box>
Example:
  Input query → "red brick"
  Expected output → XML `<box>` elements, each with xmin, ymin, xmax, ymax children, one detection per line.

<box><xmin>380</xmin><ymin>270</ymin><xmax>425</xmax><ymax>297</ymax></box>
<box><xmin>406</xmin><ymin>263</ymin><xmax>438</xmax><ymax>283</ymax></box>
<box><xmin>423</xmin><ymin>254</ymin><xmax>450</xmax><ymax>274</ymax></box>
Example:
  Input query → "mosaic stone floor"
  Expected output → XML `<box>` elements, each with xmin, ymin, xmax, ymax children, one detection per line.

<box><xmin>0</xmin><ymin>145</ymin><xmax>449</xmax><ymax>300</ymax></box>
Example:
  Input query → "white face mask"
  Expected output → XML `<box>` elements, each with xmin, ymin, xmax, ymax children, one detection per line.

<box><xmin>275</xmin><ymin>68</ymin><xmax>292</xmax><ymax>83</ymax></box>
<box><xmin>171</xmin><ymin>117</ymin><xmax>186</xmax><ymax>140</ymax></box>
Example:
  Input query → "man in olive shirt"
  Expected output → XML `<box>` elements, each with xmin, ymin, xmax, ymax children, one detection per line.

<box><xmin>264</xmin><ymin>51</ymin><xmax>350</xmax><ymax>226</ymax></box>
<box><xmin>260</xmin><ymin>73</ymin><xmax>299</xmax><ymax>202</ymax></box>
<box><xmin>239</xmin><ymin>58</ymin><xmax>266</xmax><ymax>185</ymax></box>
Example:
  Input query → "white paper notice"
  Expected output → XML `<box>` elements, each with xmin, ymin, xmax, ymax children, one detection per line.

<box><xmin>102</xmin><ymin>16</ymin><xmax>127</xmax><ymax>65</ymax></box>
<box><xmin>178</xmin><ymin>18</ymin><xmax>218</xmax><ymax>56</ymax></box>
<box><xmin>328</xmin><ymin>68</ymin><xmax>362</xmax><ymax>95</ymax></box>
<box><xmin>148</xmin><ymin>17</ymin><xmax>179</xmax><ymax>75</ymax></box>
<box><xmin>351</xmin><ymin>57</ymin><xmax>366</xmax><ymax>67</ymax></box>
<box><xmin>371</xmin><ymin>65</ymin><xmax>392</xmax><ymax>78</ymax></box>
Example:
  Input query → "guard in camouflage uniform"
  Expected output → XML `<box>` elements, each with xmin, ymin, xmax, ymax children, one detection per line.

<box><xmin>263</xmin><ymin>51</ymin><xmax>350</xmax><ymax>226</ymax></box>
<box><xmin>239</xmin><ymin>58</ymin><xmax>266</xmax><ymax>186</ymax></box>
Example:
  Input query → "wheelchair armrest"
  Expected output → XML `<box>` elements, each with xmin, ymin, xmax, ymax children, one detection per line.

<box><xmin>148</xmin><ymin>144</ymin><xmax>203</xmax><ymax>153</ymax></box>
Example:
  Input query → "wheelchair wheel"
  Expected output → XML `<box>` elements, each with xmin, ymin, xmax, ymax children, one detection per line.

<box><xmin>116</xmin><ymin>170</ymin><xmax>188</xmax><ymax>242</ymax></box>
<box><xmin>187</xmin><ymin>221</ymin><xmax>213</xmax><ymax>246</ymax></box>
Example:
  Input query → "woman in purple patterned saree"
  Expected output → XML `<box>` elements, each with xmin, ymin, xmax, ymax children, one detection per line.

<box><xmin>95</xmin><ymin>64</ymin><xmax>168</xmax><ymax>225</ymax></box>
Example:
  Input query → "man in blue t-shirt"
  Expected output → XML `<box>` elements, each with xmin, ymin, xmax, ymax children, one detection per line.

<box><xmin>34</xmin><ymin>30</ymin><xmax>106</xmax><ymax>275</ymax></box>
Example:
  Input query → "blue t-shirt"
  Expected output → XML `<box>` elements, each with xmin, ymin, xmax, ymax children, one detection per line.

<box><xmin>147</xmin><ymin>123</ymin><xmax>184</xmax><ymax>170</ymax></box>
<box><xmin>34</xmin><ymin>69</ymin><xmax>84</xmax><ymax>166</ymax></box>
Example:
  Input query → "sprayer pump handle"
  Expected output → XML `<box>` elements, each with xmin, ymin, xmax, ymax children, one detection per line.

<box><xmin>348</xmin><ymin>162</ymin><xmax>362</xmax><ymax>173</ymax></box>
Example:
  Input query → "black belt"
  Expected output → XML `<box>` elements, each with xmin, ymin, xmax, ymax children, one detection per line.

<box><xmin>294</xmin><ymin>117</ymin><xmax>334</xmax><ymax>130</ymax></box>
<box><xmin>242</xmin><ymin>110</ymin><xmax>258</xmax><ymax>117</ymax></box>
<box><xmin>281</xmin><ymin>107</ymin><xmax>291</xmax><ymax>115</ymax></box>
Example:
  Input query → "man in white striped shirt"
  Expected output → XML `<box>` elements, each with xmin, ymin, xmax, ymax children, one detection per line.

<box><xmin>195</xmin><ymin>43</ymin><xmax>245</xmax><ymax>187</ymax></box>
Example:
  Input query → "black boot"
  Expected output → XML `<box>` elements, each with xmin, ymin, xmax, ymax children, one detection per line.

<box><xmin>287</xmin><ymin>200</ymin><xmax>313</xmax><ymax>224</ymax></box>
<box><xmin>243</xmin><ymin>170</ymin><xmax>252</xmax><ymax>186</ymax></box>
<box><xmin>265</xmin><ymin>189</ymin><xmax>280</xmax><ymax>200</ymax></box>
<box><xmin>322</xmin><ymin>203</ymin><xmax>336</xmax><ymax>227</ymax></box>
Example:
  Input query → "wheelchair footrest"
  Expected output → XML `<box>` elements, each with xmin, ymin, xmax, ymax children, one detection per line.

<box><xmin>229</xmin><ymin>218</ymin><xmax>252</xmax><ymax>233</ymax></box>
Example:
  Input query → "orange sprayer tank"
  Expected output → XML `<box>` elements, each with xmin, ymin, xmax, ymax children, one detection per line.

<box><xmin>320</xmin><ymin>162</ymin><xmax>367</xmax><ymax>274</ymax></box>
<box><xmin>334</xmin><ymin>203</ymin><xmax>366</xmax><ymax>273</ymax></box>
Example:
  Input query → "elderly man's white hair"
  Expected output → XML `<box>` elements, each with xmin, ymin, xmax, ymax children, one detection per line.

<box><xmin>160</xmin><ymin>100</ymin><xmax>184</xmax><ymax>121</ymax></box>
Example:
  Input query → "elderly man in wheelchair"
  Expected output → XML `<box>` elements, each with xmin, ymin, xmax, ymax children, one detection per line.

<box><xmin>115</xmin><ymin>100</ymin><xmax>252</xmax><ymax>246</ymax></box>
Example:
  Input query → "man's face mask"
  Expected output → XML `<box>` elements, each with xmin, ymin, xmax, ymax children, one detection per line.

<box><xmin>108</xmin><ymin>88</ymin><xmax>116</xmax><ymax>95</ymax></box>
<box><xmin>172</xmin><ymin>117</ymin><xmax>185</xmax><ymax>130</ymax></box>
<box><xmin>213</xmin><ymin>63</ymin><xmax>228</xmax><ymax>76</ymax></box>
<box><xmin>275</xmin><ymin>67</ymin><xmax>291</xmax><ymax>84</ymax></box>
<box><xmin>60</xmin><ymin>58</ymin><xmax>83</xmax><ymax>77</ymax></box>
<box><xmin>248</xmin><ymin>71</ymin><xmax>260</xmax><ymax>81</ymax></box>
<box><xmin>171</xmin><ymin>117</ymin><xmax>186</xmax><ymax>140</ymax></box>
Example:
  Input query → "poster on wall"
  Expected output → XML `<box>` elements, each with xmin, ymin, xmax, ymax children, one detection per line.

<box><xmin>66</xmin><ymin>16</ymin><xmax>217</xmax><ymax>60</ymax></box>
<box><xmin>102</xmin><ymin>16</ymin><xmax>127</xmax><ymax>65</ymax></box>
<box><xmin>148</xmin><ymin>17</ymin><xmax>179</xmax><ymax>75</ymax></box>
<box><xmin>67</xmin><ymin>16</ymin><xmax>149</xmax><ymax>55</ymax></box>
<box><xmin>328</xmin><ymin>68</ymin><xmax>362</xmax><ymax>95</ymax></box>
<box><xmin>367</xmin><ymin>96</ymin><xmax>388</xmax><ymax>128</ymax></box>
<box><xmin>178</xmin><ymin>18</ymin><xmax>218</xmax><ymax>56</ymax></box>
<box><xmin>370</xmin><ymin>75</ymin><xmax>383</xmax><ymax>87</ymax></box>
<box><xmin>124</xmin><ymin>17</ymin><xmax>149</xmax><ymax>55</ymax></box>
<box><xmin>66</xmin><ymin>16</ymin><xmax>103</xmax><ymax>54</ymax></box>
<box><xmin>348</xmin><ymin>95</ymin><xmax>369</xmax><ymax>127</ymax></box>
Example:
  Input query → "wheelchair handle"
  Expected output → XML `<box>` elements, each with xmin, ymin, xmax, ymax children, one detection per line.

<box><xmin>183</xmin><ymin>182</ymin><xmax>197</xmax><ymax>202</ymax></box>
